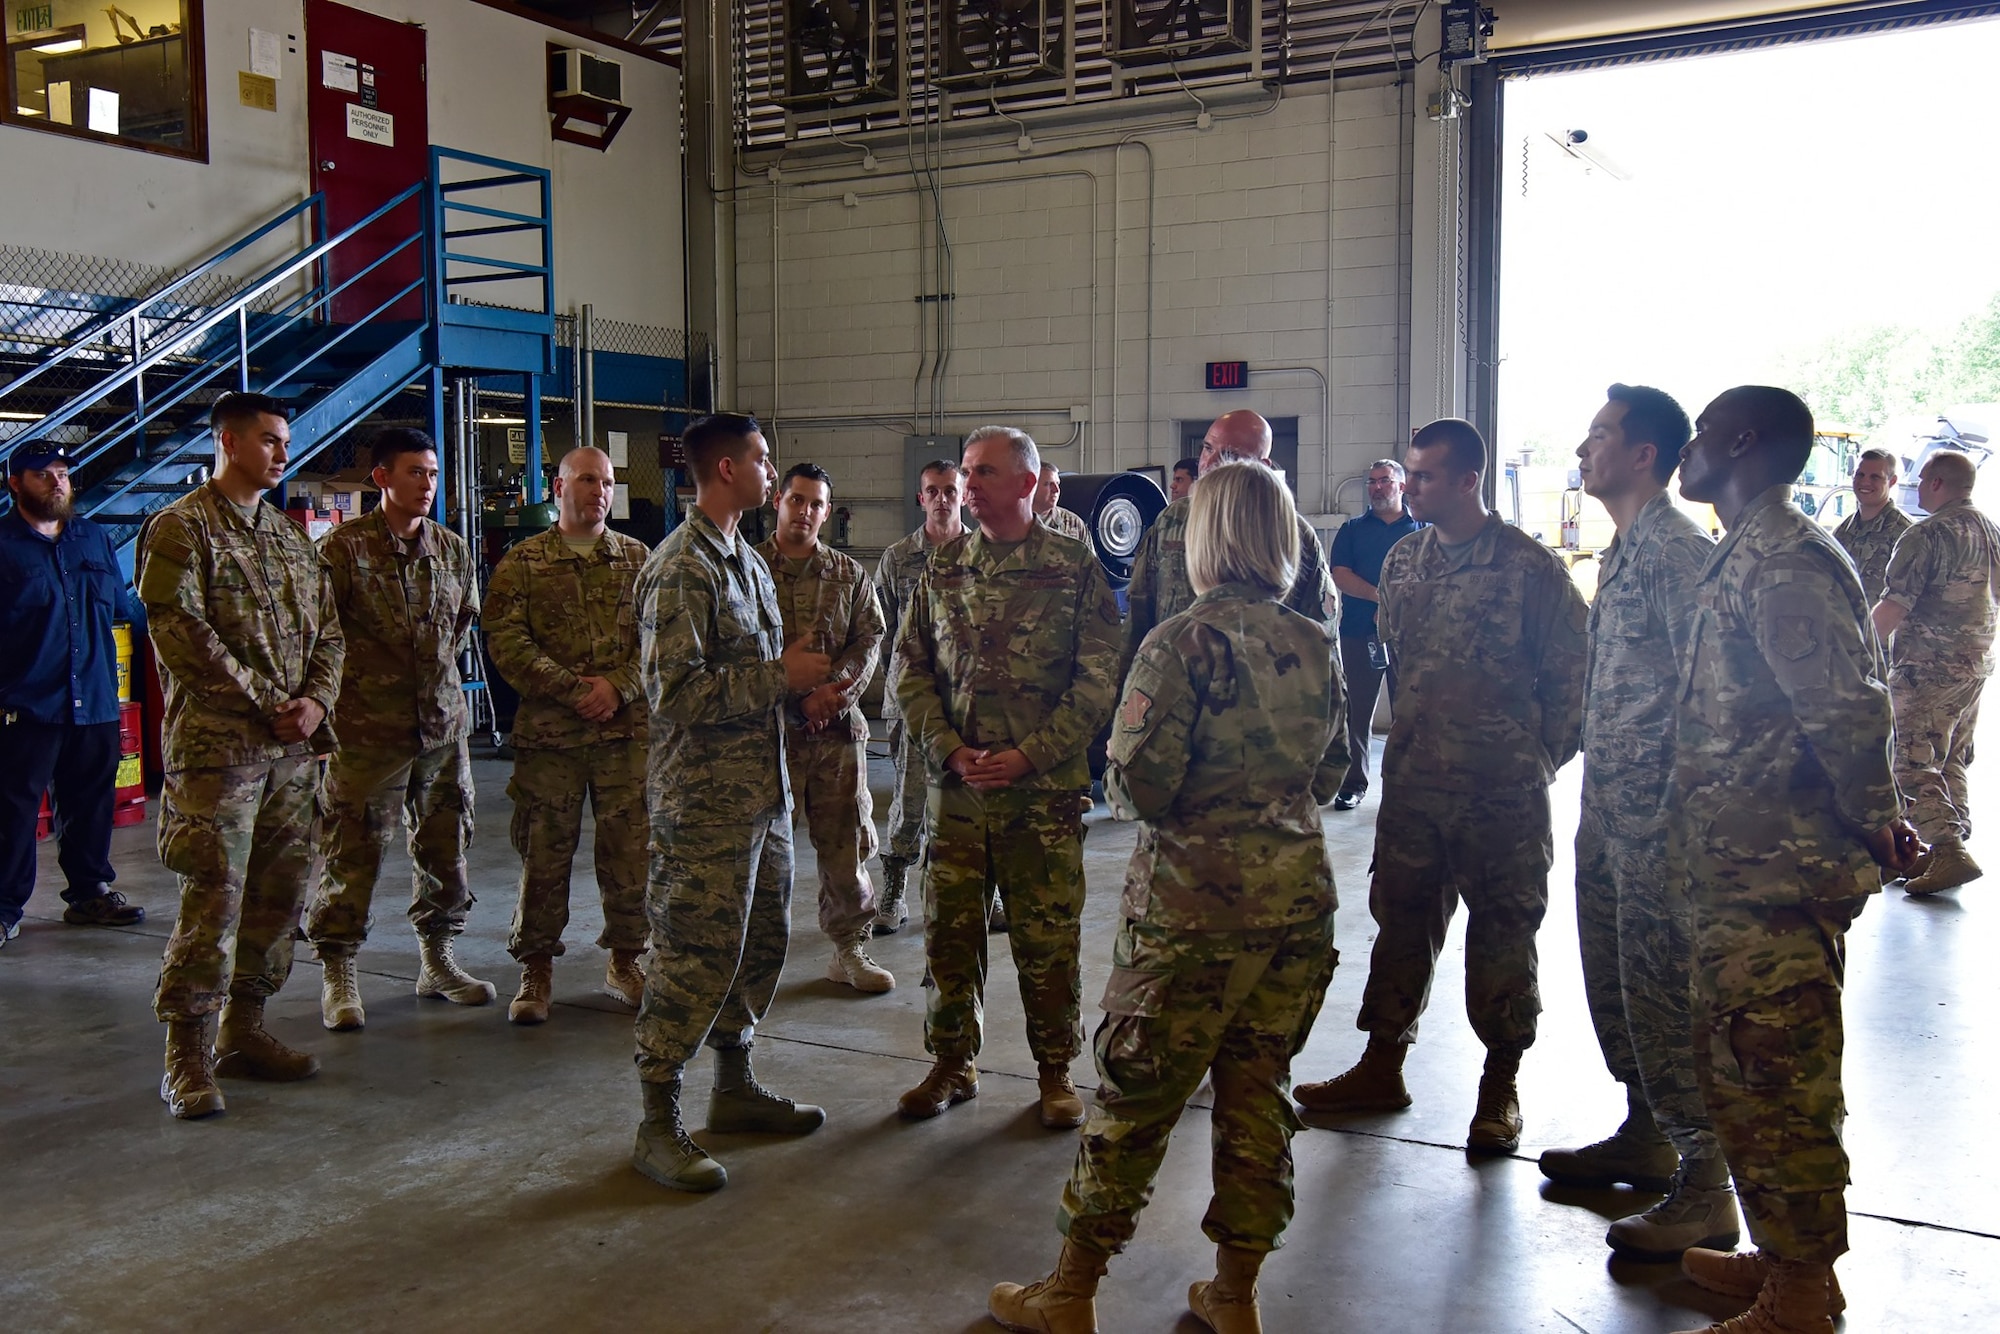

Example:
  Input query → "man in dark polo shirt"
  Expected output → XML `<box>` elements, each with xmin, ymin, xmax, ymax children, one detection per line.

<box><xmin>0</xmin><ymin>440</ymin><xmax>148</xmax><ymax>948</ymax></box>
<box><xmin>1327</xmin><ymin>458</ymin><xmax>1424</xmax><ymax>809</ymax></box>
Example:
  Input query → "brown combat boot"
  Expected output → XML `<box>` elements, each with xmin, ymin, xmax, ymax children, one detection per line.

<box><xmin>1467</xmin><ymin>1048</ymin><xmax>1523</xmax><ymax>1153</ymax></box>
<box><xmin>898</xmin><ymin>1054</ymin><xmax>978</xmax><ymax>1119</ymax></box>
<box><xmin>1670</xmin><ymin>1257</ymin><xmax>1839</xmax><ymax>1334</ymax></box>
<box><xmin>1904</xmin><ymin>837</ymin><xmax>1982</xmax><ymax>895</ymax></box>
<box><xmin>1037</xmin><ymin>1062</ymin><xmax>1086</xmax><ymax>1129</ymax></box>
<box><xmin>1188</xmin><ymin>1244</ymin><xmax>1264</xmax><ymax>1334</ymax></box>
<box><xmin>604</xmin><ymin>948</ymin><xmax>645</xmax><ymax>1007</ymax></box>
<box><xmin>1682</xmin><ymin>1250</ymin><xmax>1846</xmax><ymax>1316</ymax></box>
<box><xmin>214</xmin><ymin>994</ymin><xmax>320</xmax><ymax>1081</ymax></box>
<box><xmin>510</xmin><ymin>954</ymin><xmax>553</xmax><ymax>1025</ymax></box>
<box><xmin>1294</xmin><ymin>1037</ymin><xmax>1411</xmax><ymax>1113</ymax></box>
<box><xmin>161</xmin><ymin>1017</ymin><xmax>225</xmax><ymax>1119</ymax></box>
<box><xmin>988</xmin><ymin>1238</ymin><xmax>1110</xmax><ymax>1334</ymax></box>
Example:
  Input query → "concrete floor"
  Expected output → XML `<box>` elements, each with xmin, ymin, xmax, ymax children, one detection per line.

<box><xmin>4</xmin><ymin>737</ymin><xmax>1997</xmax><ymax>1333</ymax></box>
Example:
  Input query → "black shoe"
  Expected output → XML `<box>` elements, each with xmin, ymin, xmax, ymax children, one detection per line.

<box><xmin>1331</xmin><ymin>791</ymin><xmax>1363</xmax><ymax>811</ymax></box>
<box><xmin>62</xmin><ymin>889</ymin><xmax>146</xmax><ymax>926</ymax></box>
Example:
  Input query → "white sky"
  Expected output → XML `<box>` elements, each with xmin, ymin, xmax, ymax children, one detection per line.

<box><xmin>1497</xmin><ymin>15</ymin><xmax>2000</xmax><ymax>456</ymax></box>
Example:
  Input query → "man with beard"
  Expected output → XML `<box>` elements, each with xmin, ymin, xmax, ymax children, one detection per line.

<box><xmin>0</xmin><ymin>440</ymin><xmax>149</xmax><ymax>947</ymax></box>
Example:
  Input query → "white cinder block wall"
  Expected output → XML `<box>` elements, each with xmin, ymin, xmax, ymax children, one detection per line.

<box><xmin>732</xmin><ymin>75</ymin><xmax>1415</xmax><ymax>551</ymax></box>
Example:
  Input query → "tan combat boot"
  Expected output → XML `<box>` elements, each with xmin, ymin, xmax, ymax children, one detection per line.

<box><xmin>632</xmin><ymin>1072</ymin><xmax>726</xmax><ymax>1193</ymax></box>
<box><xmin>1904</xmin><ymin>837</ymin><xmax>1982</xmax><ymax>894</ymax></box>
<box><xmin>1189</xmin><ymin>1244</ymin><xmax>1264</xmax><ymax>1334</ymax></box>
<box><xmin>707</xmin><ymin>1043</ymin><xmax>826</xmax><ymax>1134</ymax></box>
<box><xmin>1294</xmin><ymin>1037</ymin><xmax>1411</xmax><ymax>1113</ymax></box>
<box><xmin>988</xmin><ymin>1238</ymin><xmax>1110</xmax><ymax>1334</ymax></box>
<box><xmin>1538</xmin><ymin>1082</ymin><xmax>1679</xmax><ymax>1190</ymax></box>
<box><xmin>826</xmin><ymin>931</ymin><xmax>895</xmax><ymax>993</ymax></box>
<box><xmin>161</xmin><ymin>1016</ymin><xmax>225</xmax><ymax>1119</ymax></box>
<box><xmin>1467</xmin><ymin>1048</ymin><xmax>1524</xmax><ymax>1153</ymax></box>
<box><xmin>898</xmin><ymin>1053</ymin><xmax>979</xmax><ymax>1119</ymax></box>
<box><xmin>1037</xmin><ymin>1062</ymin><xmax>1086</xmax><ymax>1129</ymax></box>
<box><xmin>214</xmin><ymin>994</ymin><xmax>320</xmax><ymax>1081</ymax></box>
<box><xmin>873</xmin><ymin>858</ymin><xmax>911</xmax><ymax>936</ymax></box>
<box><xmin>1682</xmin><ymin>1250</ymin><xmax>1846</xmax><ymax>1316</ymax></box>
<box><xmin>415</xmin><ymin>932</ymin><xmax>497</xmax><ymax>1005</ymax></box>
<box><xmin>1670</xmin><ymin>1256</ymin><xmax>1839</xmax><ymax>1334</ymax></box>
<box><xmin>319</xmin><ymin>950</ymin><xmax>365</xmax><ymax>1031</ymax></box>
<box><xmin>603</xmin><ymin>948</ymin><xmax>645</xmax><ymax>1007</ymax></box>
<box><xmin>510</xmin><ymin>954</ymin><xmax>553</xmax><ymax>1025</ymax></box>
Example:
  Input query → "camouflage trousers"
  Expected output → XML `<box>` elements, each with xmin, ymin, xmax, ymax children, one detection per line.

<box><xmin>1575</xmin><ymin>806</ymin><xmax>1716</xmax><ymax>1158</ymax></box>
<box><xmin>154</xmin><ymin>756</ymin><xmax>321</xmax><ymax>1021</ymax></box>
<box><xmin>1061</xmin><ymin>914</ymin><xmax>1337</xmax><ymax>1256</ymax></box>
<box><xmin>883</xmin><ymin>719</ymin><xmax>928</xmax><ymax>866</ymax></box>
<box><xmin>1691</xmin><ymin>892</ymin><xmax>1865</xmax><ymax>1266</ymax></box>
<box><xmin>1890</xmin><ymin>666</ymin><xmax>1984</xmax><ymax>843</ymax></box>
<box><xmin>786</xmin><ymin>730</ymin><xmax>879</xmax><ymax>941</ymax></box>
<box><xmin>1358</xmin><ymin>782</ymin><xmax>1551</xmax><ymax>1051</ymax></box>
<box><xmin>305</xmin><ymin>739</ymin><xmax>476</xmax><ymax>951</ymax></box>
<box><xmin>633</xmin><ymin>814</ymin><xmax>794</xmax><ymax>1082</ymax></box>
<box><xmin>505</xmin><ymin>741</ymin><xmax>649</xmax><ymax>960</ymax></box>
<box><xmin>923</xmin><ymin>784</ymin><xmax>1085</xmax><ymax>1065</ymax></box>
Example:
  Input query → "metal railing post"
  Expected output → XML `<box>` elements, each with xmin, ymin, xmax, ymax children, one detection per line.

<box><xmin>578</xmin><ymin>303</ymin><xmax>595</xmax><ymax>451</ymax></box>
<box><xmin>129</xmin><ymin>312</ymin><xmax>145</xmax><ymax>421</ymax></box>
<box><xmin>236</xmin><ymin>307</ymin><xmax>251</xmax><ymax>393</ymax></box>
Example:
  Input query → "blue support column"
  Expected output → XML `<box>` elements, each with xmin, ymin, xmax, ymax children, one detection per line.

<box><xmin>524</xmin><ymin>373</ymin><xmax>543</xmax><ymax>503</ymax></box>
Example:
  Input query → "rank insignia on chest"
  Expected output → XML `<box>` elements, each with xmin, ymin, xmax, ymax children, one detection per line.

<box><xmin>1772</xmin><ymin>614</ymin><xmax>1819</xmax><ymax>662</ymax></box>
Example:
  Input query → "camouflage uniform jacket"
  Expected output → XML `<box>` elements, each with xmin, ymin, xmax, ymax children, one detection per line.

<box><xmin>895</xmin><ymin>522</ymin><xmax>1122</xmax><ymax>793</ymax></box>
<box><xmin>484</xmin><ymin>525</ymin><xmax>651</xmax><ymax>749</ymax></box>
<box><xmin>1582</xmin><ymin>491</ymin><xmax>1713</xmax><ymax>838</ymax></box>
<box><xmin>1376</xmin><ymin>512</ymin><xmax>1589</xmax><ymax>793</ymax></box>
<box><xmin>136</xmin><ymin>482</ymin><xmax>344</xmax><ymax>769</ymax></box>
<box><xmin>753</xmin><ymin>536</ymin><xmax>885</xmax><ymax>742</ymax></box>
<box><xmin>876</xmin><ymin>525</ymin><xmax>950</xmax><ymax>722</ymax></box>
<box><xmin>1108</xmin><ymin>584</ymin><xmax>1348</xmax><ymax>931</ymax></box>
<box><xmin>1039</xmin><ymin>505</ymin><xmax>1090</xmax><ymax>543</ymax></box>
<box><xmin>1673</xmin><ymin>485</ymin><xmax>1900</xmax><ymax>906</ymax></box>
<box><xmin>1122</xmin><ymin>494</ymin><xmax>1333</xmax><ymax>669</ymax></box>
<box><xmin>1832</xmin><ymin>502</ymin><xmax>1912</xmax><ymax>604</ymax></box>
<box><xmin>638</xmin><ymin>505</ymin><xmax>789</xmax><ymax>825</ymax></box>
<box><xmin>318</xmin><ymin>507</ymin><xmax>479</xmax><ymax>754</ymax></box>
<box><xmin>1879</xmin><ymin>497</ymin><xmax>2000</xmax><ymax>675</ymax></box>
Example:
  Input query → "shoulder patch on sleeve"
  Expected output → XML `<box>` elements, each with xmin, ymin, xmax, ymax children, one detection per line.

<box><xmin>1771</xmin><ymin>614</ymin><xmax>1819</xmax><ymax>662</ymax></box>
<box><xmin>1120</xmin><ymin>689</ymin><xmax>1154</xmax><ymax>732</ymax></box>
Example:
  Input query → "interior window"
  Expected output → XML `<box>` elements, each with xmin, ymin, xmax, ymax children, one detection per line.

<box><xmin>4</xmin><ymin>0</ymin><xmax>204</xmax><ymax>159</ymax></box>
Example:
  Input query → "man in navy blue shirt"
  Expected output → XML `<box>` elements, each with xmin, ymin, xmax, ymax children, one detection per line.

<box><xmin>0</xmin><ymin>440</ymin><xmax>147</xmax><ymax>946</ymax></box>
<box><xmin>1326</xmin><ymin>458</ymin><xmax>1424</xmax><ymax>809</ymax></box>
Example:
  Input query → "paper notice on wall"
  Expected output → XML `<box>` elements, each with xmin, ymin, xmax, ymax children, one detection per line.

<box><xmin>250</xmin><ymin>28</ymin><xmax>283</xmax><ymax>79</ymax></box>
<box><xmin>45</xmin><ymin>79</ymin><xmax>71</xmax><ymax>125</ymax></box>
<box><xmin>86</xmin><ymin>87</ymin><xmax>118</xmax><ymax>135</ymax></box>
<box><xmin>611</xmin><ymin>487</ymin><xmax>631</xmax><ymax>521</ymax></box>
<box><xmin>238</xmin><ymin>71</ymin><xmax>278</xmax><ymax>112</ymax></box>
<box><xmin>606</xmin><ymin>430</ymin><xmax>629</xmax><ymax>467</ymax></box>
<box><xmin>321</xmin><ymin>50</ymin><xmax>358</xmax><ymax>92</ymax></box>
<box><xmin>345</xmin><ymin>104</ymin><xmax>394</xmax><ymax>146</ymax></box>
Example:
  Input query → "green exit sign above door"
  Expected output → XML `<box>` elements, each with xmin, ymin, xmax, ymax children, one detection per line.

<box><xmin>16</xmin><ymin>5</ymin><xmax>54</xmax><ymax>34</ymax></box>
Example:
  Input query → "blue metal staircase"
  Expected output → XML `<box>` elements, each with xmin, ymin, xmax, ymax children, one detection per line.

<box><xmin>0</xmin><ymin>148</ymin><xmax>556</xmax><ymax>571</ymax></box>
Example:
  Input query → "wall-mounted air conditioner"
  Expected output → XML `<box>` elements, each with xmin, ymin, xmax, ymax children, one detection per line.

<box><xmin>549</xmin><ymin>47</ymin><xmax>623</xmax><ymax>106</ymax></box>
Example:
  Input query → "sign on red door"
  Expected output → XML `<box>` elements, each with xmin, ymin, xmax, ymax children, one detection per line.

<box><xmin>306</xmin><ymin>0</ymin><xmax>428</xmax><ymax>324</ymax></box>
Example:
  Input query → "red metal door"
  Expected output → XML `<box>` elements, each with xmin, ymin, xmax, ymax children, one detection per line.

<box><xmin>306</xmin><ymin>0</ymin><xmax>428</xmax><ymax>323</ymax></box>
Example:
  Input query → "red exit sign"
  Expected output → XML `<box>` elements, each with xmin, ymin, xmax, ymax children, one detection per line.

<box><xmin>1205</xmin><ymin>360</ymin><xmax>1249</xmax><ymax>390</ymax></box>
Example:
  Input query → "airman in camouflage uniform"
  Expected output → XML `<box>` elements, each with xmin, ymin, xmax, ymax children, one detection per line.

<box><xmin>629</xmin><ymin>413</ymin><xmax>833</xmax><ymax>1195</ymax></box>
<box><xmin>139</xmin><ymin>394</ymin><xmax>344</xmax><ymax>1118</ymax></box>
<box><xmin>990</xmin><ymin>462</ymin><xmax>1347</xmax><ymax>1334</ymax></box>
<box><xmin>303</xmin><ymin>430</ymin><xmax>486</xmax><ymax>1029</ymax></box>
<box><xmin>1122</xmin><ymin>410</ymin><xmax>1333</xmax><ymax>673</ymax></box>
<box><xmin>895</xmin><ymin>425</ymin><xmax>1122</xmax><ymax>1130</ymax></box>
<box><xmin>1668</xmin><ymin>386</ymin><xmax>1916</xmax><ymax>1334</ymax></box>
<box><xmin>1830</xmin><ymin>448</ymin><xmax>1910</xmax><ymax>603</ymax></box>
<box><xmin>1296</xmin><ymin>418</ymin><xmax>1588</xmax><ymax>1157</ymax></box>
<box><xmin>1536</xmin><ymin>386</ymin><xmax>1734</xmax><ymax>1261</ymax></box>
<box><xmin>1875</xmin><ymin>449</ymin><xmax>2000</xmax><ymax>894</ymax></box>
<box><xmin>483</xmin><ymin>446</ymin><xmax>652</xmax><ymax>1024</ymax></box>
<box><xmin>876</xmin><ymin>462</ymin><xmax>964</xmax><ymax>935</ymax></box>
<box><xmin>755</xmin><ymin>462</ymin><xmax>891</xmax><ymax>993</ymax></box>
<box><xmin>1035</xmin><ymin>463</ymin><xmax>1092</xmax><ymax>543</ymax></box>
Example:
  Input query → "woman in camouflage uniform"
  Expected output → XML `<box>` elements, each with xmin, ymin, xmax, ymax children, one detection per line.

<box><xmin>990</xmin><ymin>461</ymin><xmax>1348</xmax><ymax>1334</ymax></box>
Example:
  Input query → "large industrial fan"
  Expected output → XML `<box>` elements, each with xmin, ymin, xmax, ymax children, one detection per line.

<box><xmin>1106</xmin><ymin>0</ymin><xmax>1254</xmax><ymax>62</ymax></box>
<box><xmin>939</xmin><ymin>0</ymin><xmax>1065</xmax><ymax>85</ymax></box>
<box><xmin>1058</xmin><ymin>470</ymin><xmax>1169</xmax><ymax>591</ymax></box>
<box><xmin>779</xmin><ymin>0</ymin><xmax>899</xmax><ymax>104</ymax></box>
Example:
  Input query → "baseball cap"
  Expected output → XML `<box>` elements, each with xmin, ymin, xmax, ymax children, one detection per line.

<box><xmin>8</xmin><ymin>440</ymin><xmax>74</xmax><ymax>476</ymax></box>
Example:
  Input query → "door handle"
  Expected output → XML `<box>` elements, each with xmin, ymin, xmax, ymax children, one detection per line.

<box><xmin>319</xmin><ymin>160</ymin><xmax>336</xmax><ymax>171</ymax></box>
